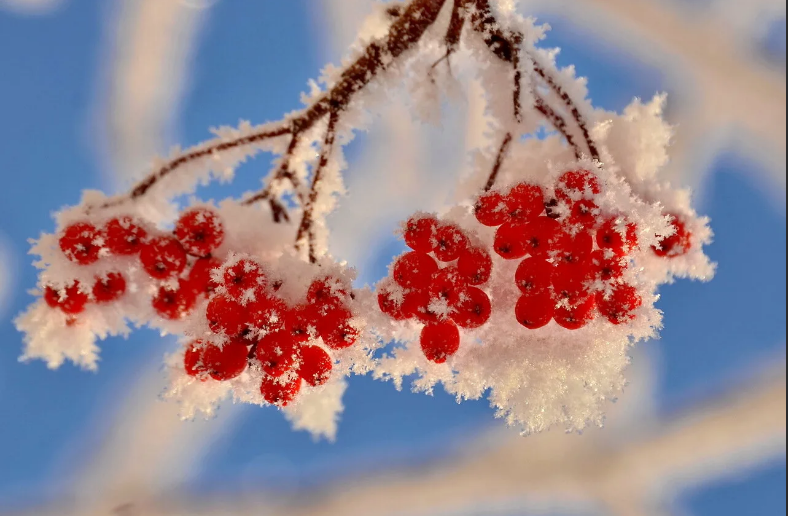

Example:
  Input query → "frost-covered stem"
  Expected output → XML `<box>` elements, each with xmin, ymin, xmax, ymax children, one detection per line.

<box><xmin>529</xmin><ymin>56</ymin><xmax>601</xmax><ymax>161</ymax></box>
<box><xmin>483</xmin><ymin>132</ymin><xmax>513</xmax><ymax>191</ymax></box>
<box><xmin>296</xmin><ymin>109</ymin><xmax>339</xmax><ymax>263</ymax></box>
<box><xmin>534</xmin><ymin>96</ymin><xmax>583</xmax><ymax>159</ymax></box>
<box><xmin>92</xmin><ymin>0</ymin><xmax>448</xmax><ymax>214</ymax></box>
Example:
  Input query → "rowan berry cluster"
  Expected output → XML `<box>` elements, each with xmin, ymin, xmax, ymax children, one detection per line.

<box><xmin>377</xmin><ymin>215</ymin><xmax>493</xmax><ymax>363</ymax></box>
<box><xmin>48</xmin><ymin>207</ymin><xmax>224</xmax><ymax>321</ymax></box>
<box><xmin>187</xmin><ymin>258</ymin><xmax>356</xmax><ymax>406</ymax></box>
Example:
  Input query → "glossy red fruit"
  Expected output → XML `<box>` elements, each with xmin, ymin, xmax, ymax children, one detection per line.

<box><xmin>569</xmin><ymin>200</ymin><xmax>600</xmax><ymax>229</ymax></box>
<box><xmin>515</xmin><ymin>258</ymin><xmax>553</xmax><ymax>295</ymax></box>
<box><xmin>152</xmin><ymin>280</ymin><xmax>198</xmax><ymax>320</ymax></box>
<box><xmin>515</xmin><ymin>291</ymin><xmax>554</xmax><ymax>329</ymax></box>
<box><xmin>474</xmin><ymin>191</ymin><xmax>509</xmax><ymax>226</ymax></box>
<box><xmin>555</xmin><ymin>230</ymin><xmax>594</xmax><ymax>265</ymax></box>
<box><xmin>188</xmin><ymin>257</ymin><xmax>222</xmax><ymax>295</ymax></box>
<box><xmin>494</xmin><ymin>222</ymin><xmax>529</xmax><ymax>260</ymax></box>
<box><xmin>412</xmin><ymin>288</ymin><xmax>442</xmax><ymax>324</ymax></box>
<box><xmin>378</xmin><ymin>286</ymin><xmax>414</xmax><ymax>320</ymax></box>
<box><xmin>596</xmin><ymin>217</ymin><xmax>638</xmax><ymax>256</ymax></box>
<box><xmin>200</xmin><ymin>339</ymin><xmax>249</xmax><ymax>380</ymax></box>
<box><xmin>393</xmin><ymin>252</ymin><xmax>438</xmax><ymax>289</ymax></box>
<box><xmin>433</xmin><ymin>224</ymin><xmax>469</xmax><ymax>262</ymax></box>
<box><xmin>260</xmin><ymin>375</ymin><xmax>301</xmax><ymax>406</ymax></box>
<box><xmin>404</xmin><ymin>215</ymin><xmax>438</xmax><ymax>253</ymax></box>
<box><xmin>457</xmin><ymin>247</ymin><xmax>492</xmax><ymax>285</ymax></box>
<box><xmin>104</xmin><ymin>216</ymin><xmax>147</xmax><ymax>255</ymax></box>
<box><xmin>297</xmin><ymin>345</ymin><xmax>332</xmax><ymax>386</ymax></box>
<box><xmin>555</xmin><ymin>170</ymin><xmax>601</xmax><ymax>202</ymax></box>
<box><xmin>553</xmin><ymin>261</ymin><xmax>593</xmax><ymax>306</ymax></box>
<box><xmin>317</xmin><ymin>307</ymin><xmax>358</xmax><ymax>349</ymax></box>
<box><xmin>184</xmin><ymin>340</ymin><xmax>207</xmax><ymax>378</ymax></box>
<box><xmin>597</xmin><ymin>284</ymin><xmax>641</xmax><ymax>325</ymax></box>
<box><xmin>92</xmin><ymin>272</ymin><xmax>126</xmax><ymax>303</ymax></box>
<box><xmin>248</xmin><ymin>294</ymin><xmax>288</xmax><ymax>332</ymax></box>
<box><xmin>452</xmin><ymin>287</ymin><xmax>491</xmax><ymax>329</ymax></box>
<box><xmin>206</xmin><ymin>294</ymin><xmax>248</xmax><ymax>335</ymax></box>
<box><xmin>139</xmin><ymin>236</ymin><xmax>187</xmax><ymax>279</ymax></box>
<box><xmin>554</xmin><ymin>296</ymin><xmax>595</xmax><ymax>330</ymax></box>
<box><xmin>223</xmin><ymin>259</ymin><xmax>266</xmax><ymax>299</ymax></box>
<box><xmin>428</xmin><ymin>266</ymin><xmax>466</xmax><ymax>308</ymax></box>
<box><xmin>307</xmin><ymin>276</ymin><xmax>349</xmax><ymax>308</ymax></box>
<box><xmin>255</xmin><ymin>330</ymin><xmax>300</xmax><ymax>377</ymax></box>
<box><xmin>59</xmin><ymin>222</ymin><xmax>104</xmax><ymax>265</ymax></box>
<box><xmin>521</xmin><ymin>217</ymin><xmax>562</xmax><ymax>257</ymax></box>
<box><xmin>591</xmin><ymin>250</ymin><xmax>626</xmax><ymax>281</ymax></box>
<box><xmin>507</xmin><ymin>183</ymin><xmax>545</xmax><ymax>222</ymax></box>
<box><xmin>285</xmin><ymin>305</ymin><xmax>318</xmax><ymax>342</ymax></box>
<box><xmin>420</xmin><ymin>320</ymin><xmax>460</xmax><ymax>363</ymax></box>
<box><xmin>652</xmin><ymin>214</ymin><xmax>691</xmax><ymax>258</ymax></box>
<box><xmin>45</xmin><ymin>282</ymin><xmax>89</xmax><ymax>314</ymax></box>
<box><xmin>174</xmin><ymin>207</ymin><xmax>224</xmax><ymax>257</ymax></box>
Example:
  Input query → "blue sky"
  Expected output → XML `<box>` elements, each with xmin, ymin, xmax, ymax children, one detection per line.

<box><xmin>0</xmin><ymin>1</ymin><xmax>785</xmax><ymax>514</ymax></box>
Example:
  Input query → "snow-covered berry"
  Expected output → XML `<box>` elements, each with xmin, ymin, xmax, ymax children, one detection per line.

<box><xmin>404</xmin><ymin>215</ymin><xmax>438</xmax><ymax>253</ymax></box>
<box><xmin>474</xmin><ymin>191</ymin><xmax>509</xmax><ymax>226</ymax></box>
<box><xmin>140</xmin><ymin>236</ymin><xmax>187</xmax><ymax>279</ymax></box>
<box><xmin>456</xmin><ymin>246</ymin><xmax>492</xmax><ymax>285</ymax></box>
<box><xmin>104</xmin><ymin>216</ymin><xmax>147</xmax><ymax>255</ymax></box>
<box><xmin>152</xmin><ymin>280</ymin><xmax>197</xmax><ymax>320</ymax></box>
<box><xmin>260</xmin><ymin>375</ymin><xmax>301</xmax><ymax>406</ymax></box>
<box><xmin>59</xmin><ymin>222</ymin><xmax>104</xmax><ymax>265</ymax></box>
<box><xmin>297</xmin><ymin>344</ymin><xmax>332</xmax><ymax>386</ymax></box>
<box><xmin>433</xmin><ymin>224</ymin><xmax>468</xmax><ymax>262</ymax></box>
<box><xmin>174</xmin><ymin>207</ymin><xmax>225</xmax><ymax>257</ymax></box>
<box><xmin>92</xmin><ymin>272</ymin><xmax>126</xmax><ymax>303</ymax></box>
<box><xmin>420</xmin><ymin>320</ymin><xmax>460</xmax><ymax>363</ymax></box>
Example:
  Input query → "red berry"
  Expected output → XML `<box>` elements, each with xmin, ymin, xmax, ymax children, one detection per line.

<box><xmin>392</xmin><ymin>252</ymin><xmax>438</xmax><ymax>289</ymax></box>
<box><xmin>569</xmin><ymin>200</ymin><xmax>600</xmax><ymax>229</ymax></box>
<box><xmin>457</xmin><ymin>247</ymin><xmax>492</xmax><ymax>285</ymax></box>
<box><xmin>597</xmin><ymin>284</ymin><xmax>641</xmax><ymax>325</ymax></box>
<box><xmin>260</xmin><ymin>375</ymin><xmax>301</xmax><ymax>406</ymax></box>
<box><xmin>597</xmin><ymin>217</ymin><xmax>638</xmax><ymax>256</ymax></box>
<box><xmin>202</xmin><ymin>338</ymin><xmax>249</xmax><ymax>380</ymax></box>
<box><xmin>174</xmin><ymin>207</ymin><xmax>224</xmax><ymax>257</ymax></box>
<box><xmin>377</xmin><ymin>285</ymin><xmax>412</xmax><ymax>320</ymax></box>
<box><xmin>412</xmin><ymin>288</ymin><xmax>442</xmax><ymax>324</ymax></box>
<box><xmin>428</xmin><ymin>266</ymin><xmax>466</xmax><ymax>308</ymax></box>
<box><xmin>515</xmin><ymin>291</ymin><xmax>554</xmax><ymax>329</ymax></box>
<box><xmin>206</xmin><ymin>294</ymin><xmax>248</xmax><ymax>335</ymax></box>
<box><xmin>184</xmin><ymin>340</ymin><xmax>207</xmax><ymax>378</ymax></box>
<box><xmin>152</xmin><ymin>280</ymin><xmax>197</xmax><ymax>320</ymax></box>
<box><xmin>317</xmin><ymin>307</ymin><xmax>358</xmax><ymax>349</ymax></box>
<box><xmin>140</xmin><ymin>236</ymin><xmax>187</xmax><ymax>279</ymax></box>
<box><xmin>553</xmin><ymin>262</ymin><xmax>593</xmax><ymax>306</ymax></box>
<box><xmin>248</xmin><ymin>294</ymin><xmax>288</xmax><ymax>332</ymax></box>
<box><xmin>420</xmin><ymin>320</ymin><xmax>460</xmax><ymax>363</ymax></box>
<box><xmin>494</xmin><ymin>222</ymin><xmax>529</xmax><ymax>260</ymax></box>
<box><xmin>285</xmin><ymin>305</ymin><xmax>318</xmax><ymax>342</ymax></box>
<box><xmin>555</xmin><ymin>170</ymin><xmax>601</xmax><ymax>202</ymax></box>
<box><xmin>223</xmin><ymin>259</ymin><xmax>266</xmax><ymax>299</ymax></box>
<box><xmin>433</xmin><ymin>224</ymin><xmax>468</xmax><ymax>262</ymax></box>
<box><xmin>45</xmin><ymin>282</ymin><xmax>89</xmax><ymax>314</ymax></box>
<box><xmin>554</xmin><ymin>296</ymin><xmax>595</xmax><ymax>330</ymax></box>
<box><xmin>92</xmin><ymin>272</ymin><xmax>126</xmax><ymax>303</ymax></box>
<box><xmin>591</xmin><ymin>250</ymin><xmax>626</xmax><ymax>281</ymax></box>
<box><xmin>515</xmin><ymin>258</ymin><xmax>553</xmax><ymax>295</ymax></box>
<box><xmin>555</xmin><ymin>230</ymin><xmax>593</xmax><ymax>265</ymax></box>
<box><xmin>507</xmin><ymin>183</ymin><xmax>545</xmax><ymax>222</ymax></box>
<box><xmin>404</xmin><ymin>215</ymin><xmax>438</xmax><ymax>253</ymax></box>
<box><xmin>307</xmin><ymin>276</ymin><xmax>349</xmax><ymax>308</ymax></box>
<box><xmin>452</xmin><ymin>287</ymin><xmax>491</xmax><ymax>329</ymax></box>
<box><xmin>474</xmin><ymin>191</ymin><xmax>509</xmax><ymax>226</ymax></box>
<box><xmin>104</xmin><ymin>216</ymin><xmax>148</xmax><ymax>255</ymax></box>
<box><xmin>255</xmin><ymin>330</ymin><xmax>300</xmax><ymax>377</ymax></box>
<box><xmin>652</xmin><ymin>214</ymin><xmax>691</xmax><ymax>258</ymax></box>
<box><xmin>297</xmin><ymin>345</ymin><xmax>332</xmax><ymax>386</ymax></box>
<box><xmin>188</xmin><ymin>257</ymin><xmax>222</xmax><ymax>296</ymax></box>
<box><xmin>521</xmin><ymin>217</ymin><xmax>562</xmax><ymax>257</ymax></box>
<box><xmin>59</xmin><ymin>222</ymin><xmax>104</xmax><ymax>265</ymax></box>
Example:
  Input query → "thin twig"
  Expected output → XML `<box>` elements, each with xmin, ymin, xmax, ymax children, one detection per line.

<box><xmin>296</xmin><ymin>109</ymin><xmax>339</xmax><ymax>263</ymax></box>
<box><xmin>483</xmin><ymin>133</ymin><xmax>513</xmax><ymax>191</ymax></box>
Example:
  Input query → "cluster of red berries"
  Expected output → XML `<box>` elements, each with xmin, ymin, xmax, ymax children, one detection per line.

<box><xmin>186</xmin><ymin>263</ymin><xmax>357</xmax><ymax>406</ymax></box>
<box><xmin>378</xmin><ymin>216</ymin><xmax>493</xmax><ymax>363</ymax></box>
<box><xmin>474</xmin><ymin>170</ymin><xmax>690</xmax><ymax>330</ymax></box>
<box><xmin>48</xmin><ymin>207</ymin><xmax>225</xmax><ymax>320</ymax></box>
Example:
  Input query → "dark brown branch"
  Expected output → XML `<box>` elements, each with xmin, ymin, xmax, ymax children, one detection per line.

<box><xmin>94</xmin><ymin>0</ymin><xmax>448</xmax><ymax>215</ymax></box>
<box><xmin>534</xmin><ymin>96</ymin><xmax>582</xmax><ymax>160</ymax></box>
<box><xmin>483</xmin><ymin>132</ymin><xmax>513</xmax><ymax>191</ymax></box>
<box><xmin>530</xmin><ymin>58</ymin><xmax>601</xmax><ymax>161</ymax></box>
<box><xmin>296</xmin><ymin>109</ymin><xmax>339</xmax><ymax>263</ymax></box>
